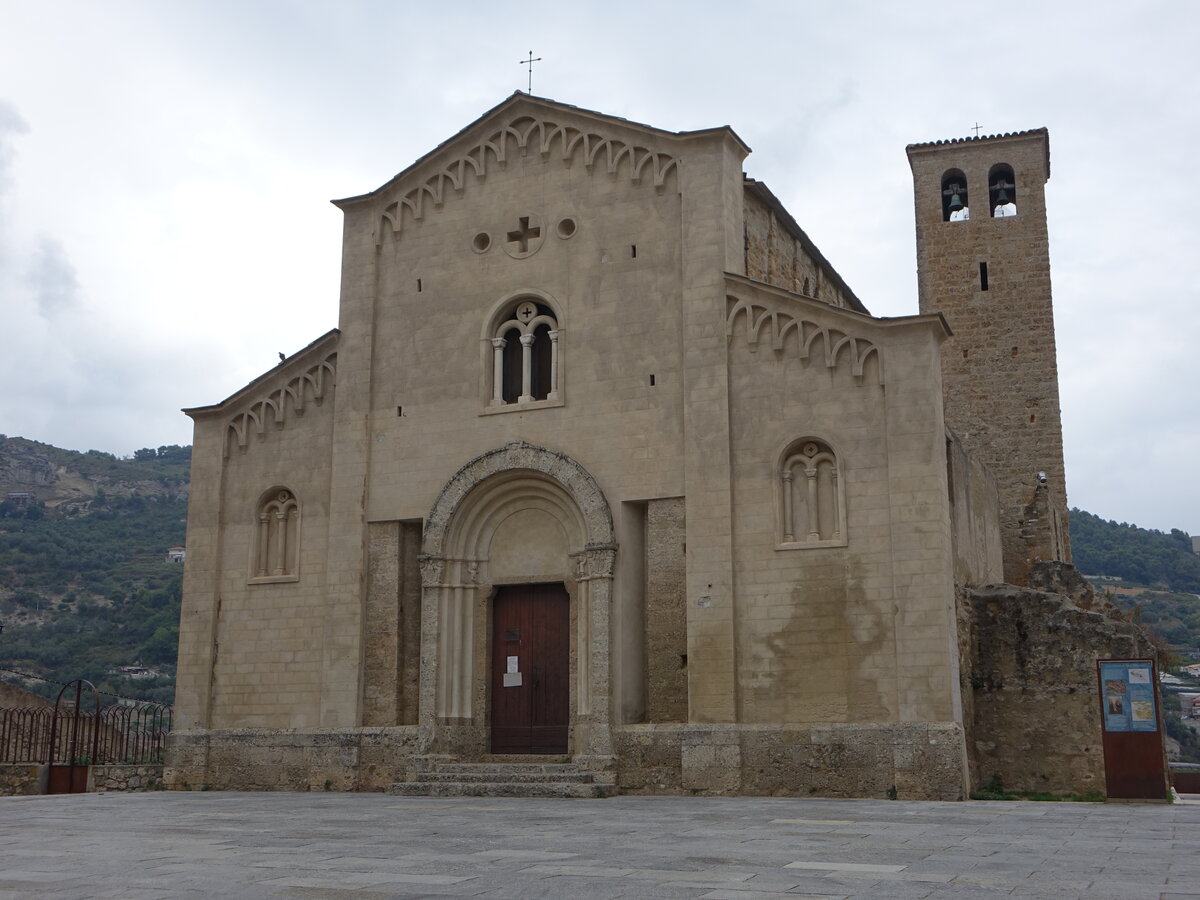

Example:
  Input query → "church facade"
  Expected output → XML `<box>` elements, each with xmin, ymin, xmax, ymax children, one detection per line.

<box><xmin>168</xmin><ymin>95</ymin><xmax>1102</xmax><ymax>798</ymax></box>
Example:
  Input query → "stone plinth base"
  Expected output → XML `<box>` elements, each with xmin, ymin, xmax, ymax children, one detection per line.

<box><xmin>166</xmin><ymin>722</ymin><xmax>966</xmax><ymax>799</ymax></box>
<box><xmin>615</xmin><ymin>722</ymin><xmax>967</xmax><ymax>800</ymax></box>
<box><xmin>165</xmin><ymin>727</ymin><xmax>423</xmax><ymax>792</ymax></box>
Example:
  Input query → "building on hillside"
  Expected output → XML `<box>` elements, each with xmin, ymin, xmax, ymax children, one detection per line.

<box><xmin>166</xmin><ymin>547</ymin><xmax>186</xmax><ymax>563</ymax></box>
<box><xmin>168</xmin><ymin>94</ymin><xmax>1149</xmax><ymax>799</ymax></box>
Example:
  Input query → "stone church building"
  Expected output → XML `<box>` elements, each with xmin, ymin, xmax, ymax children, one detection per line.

<box><xmin>167</xmin><ymin>94</ymin><xmax>1147</xmax><ymax>798</ymax></box>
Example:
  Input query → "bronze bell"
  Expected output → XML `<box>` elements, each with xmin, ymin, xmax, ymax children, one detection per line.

<box><xmin>994</xmin><ymin>186</ymin><xmax>1011</xmax><ymax>205</ymax></box>
<box><xmin>947</xmin><ymin>190</ymin><xmax>965</xmax><ymax>213</ymax></box>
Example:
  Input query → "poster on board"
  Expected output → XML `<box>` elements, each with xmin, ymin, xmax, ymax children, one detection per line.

<box><xmin>1098</xmin><ymin>659</ymin><xmax>1158</xmax><ymax>733</ymax></box>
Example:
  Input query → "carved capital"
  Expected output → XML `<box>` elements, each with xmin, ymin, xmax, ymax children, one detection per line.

<box><xmin>490</xmin><ymin>337</ymin><xmax>507</xmax><ymax>350</ymax></box>
<box><xmin>418</xmin><ymin>555</ymin><xmax>445</xmax><ymax>587</ymax></box>
<box><xmin>582</xmin><ymin>543</ymin><xmax>618</xmax><ymax>580</ymax></box>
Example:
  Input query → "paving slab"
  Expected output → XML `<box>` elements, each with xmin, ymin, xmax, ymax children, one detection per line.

<box><xmin>2</xmin><ymin>792</ymin><xmax>1200</xmax><ymax>898</ymax></box>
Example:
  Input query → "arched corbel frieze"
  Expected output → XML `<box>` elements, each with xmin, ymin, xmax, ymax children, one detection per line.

<box><xmin>726</xmin><ymin>295</ymin><xmax>883</xmax><ymax>385</ymax></box>
<box><xmin>224</xmin><ymin>353</ymin><xmax>337</xmax><ymax>457</ymax></box>
<box><xmin>376</xmin><ymin>116</ymin><xmax>680</xmax><ymax>245</ymax></box>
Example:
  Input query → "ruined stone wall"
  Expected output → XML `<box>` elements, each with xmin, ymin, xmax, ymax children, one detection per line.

<box><xmin>908</xmin><ymin>130</ymin><xmax>1070</xmax><ymax>585</ymax></box>
<box><xmin>743</xmin><ymin>186</ymin><xmax>859</xmax><ymax>310</ymax></box>
<box><xmin>958</xmin><ymin>570</ymin><xmax>1153</xmax><ymax>795</ymax></box>
<box><xmin>946</xmin><ymin>431</ymin><xmax>1004</xmax><ymax>587</ymax></box>
<box><xmin>644</xmin><ymin>498</ymin><xmax>686</xmax><ymax>722</ymax></box>
<box><xmin>362</xmin><ymin>521</ymin><xmax>422</xmax><ymax>725</ymax></box>
<box><xmin>0</xmin><ymin>764</ymin><xmax>42</xmax><ymax>795</ymax></box>
<box><xmin>91</xmin><ymin>764</ymin><xmax>163</xmax><ymax>792</ymax></box>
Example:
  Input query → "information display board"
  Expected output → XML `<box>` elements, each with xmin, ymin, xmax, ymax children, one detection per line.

<box><xmin>1096</xmin><ymin>658</ymin><xmax>1169</xmax><ymax>800</ymax></box>
<box><xmin>1099</xmin><ymin>659</ymin><xmax>1158</xmax><ymax>733</ymax></box>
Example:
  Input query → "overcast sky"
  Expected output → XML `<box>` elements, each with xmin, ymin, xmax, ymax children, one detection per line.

<box><xmin>0</xmin><ymin>1</ymin><xmax>1196</xmax><ymax>535</ymax></box>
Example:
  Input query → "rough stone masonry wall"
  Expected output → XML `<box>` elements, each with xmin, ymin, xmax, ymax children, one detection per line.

<box><xmin>644</xmin><ymin>498</ymin><xmax>687</xmax><ymax>722</ymax></box>
<box><xmin>362</xmin><ymin>521</ymin><xmax>422</xmax><ymax>726</ymax></box>
<box><xmin>743</xmin><ymin>187</ymin><xmax>858</xmax><ymax>310</ymax></box>
<box><xmin>0</xmin><ymin>764</ymin><xmax>42</xmax><ymax>795</ymax></box>
<box><xmin>958</xmin><ymin>565</ymin><xmax>1153</xmax><ymax>795</ymax></box>
<box><xmin>92</xmin><ymin>765</ymin><xmax>164</xmax><ymax>792</ymax></box>
<box><xmin>0</xmin><ymin>764</ymin><xmax>163</xmax><ymax>795</ymax></box>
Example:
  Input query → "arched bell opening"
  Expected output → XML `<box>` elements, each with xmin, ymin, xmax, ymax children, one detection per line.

<box><xmin>989</xmin><ymin>163</ymin><xmax>1017</xmax><ymax>217</ymax></box>
<box><xmin>941</xmin><ymin>169</ymin><xmax>970</xmax><ymax>222</ymax></box>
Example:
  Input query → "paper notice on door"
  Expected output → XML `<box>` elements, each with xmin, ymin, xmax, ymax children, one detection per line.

<box><xmin>503</xmin><ymin>672</ymin><xmax>523</xmax><ymax>687</ymax></box>
<box><xmin>506</xmin><ymin>656</ymin><xmax>519</xmax><ymax>674</ymax></box>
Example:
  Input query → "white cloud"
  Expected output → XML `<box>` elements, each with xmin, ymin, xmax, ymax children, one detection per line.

<box><xmin>0</xmin><ymin>0</ymin><xmax>1196</xmax><ymax>533</ymax></box>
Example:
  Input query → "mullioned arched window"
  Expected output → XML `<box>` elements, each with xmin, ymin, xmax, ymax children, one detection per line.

<box><xmin>488</xmin><ymin>299</ymin><xmax>560</xmax><ymax>406</ymax></box>
<box><xmin>251</xmin><ymin>488</ymin><xmax>299</xmax><ymax>582</ymax></box>
<box><xmin>778</xmin><ymin>439</ymin><xmax>847</xmax><ymax>548</ymax></box>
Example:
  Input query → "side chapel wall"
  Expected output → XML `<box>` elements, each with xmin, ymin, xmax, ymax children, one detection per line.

<box><xmin>177</xmin><ymin>350</ymin><xmax>338</xmax><ymax>731</ymax></box>
<box><xmin>725</xmin><ymin>278</ymin><xmax>961</xmax><ymax>728</ymax></box>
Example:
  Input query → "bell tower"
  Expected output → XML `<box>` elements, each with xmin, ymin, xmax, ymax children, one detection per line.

<box><xmin>907</xmin><ymin>128</ymin><xmax>1070</xmax><ymax>584</ymax></box>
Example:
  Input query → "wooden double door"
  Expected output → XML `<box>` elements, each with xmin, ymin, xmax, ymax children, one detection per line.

<box><xmin>490</xmin><ymin>583</ymin><xmax>569</xmax><ymax>754</ymax></box>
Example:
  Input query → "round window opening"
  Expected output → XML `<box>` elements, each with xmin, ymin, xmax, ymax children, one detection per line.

<box><xmin>555</xmin><ymin>217</ymin><xmax>577</xmax><ymax>240</ymax></box>
<box><xmin>472</xmin><ymin>232</ymin><xmax>491</xmax><ymax>253</ymax></box>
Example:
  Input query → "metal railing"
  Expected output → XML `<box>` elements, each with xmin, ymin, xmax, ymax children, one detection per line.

<box><xmin>0</xmin><ymin>680</ymin><xmax>172</xmax><ymax>766</ymax></box>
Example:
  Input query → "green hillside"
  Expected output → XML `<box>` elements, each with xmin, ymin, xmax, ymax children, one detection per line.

<box><xmin>1070</xmin><ymin>508</ymin><xmax>1200</xmax><ymax>592</ymax></box>
<box><xmin>1069</xmin><ymin>508</ymin><xmax>1200</xmax><ymax>658</ymax></box>
<box><xmin>3</xmin><ymin>440</ymin><xmax>1200</xmax><ymax>709</ymax></box>
<box><xmin>0</xmin><ymin>442</ymin><xmax>189</xmax><ymax>705</ymax></box>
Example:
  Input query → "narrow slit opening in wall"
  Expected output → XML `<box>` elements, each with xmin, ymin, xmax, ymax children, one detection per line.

<box><xmin>417</xmin><ymin>278</ymin><xmax>423</xmax><ymax>292</ymax></box>
<box><xmin>979</xmin><ymin>262</ymin><xmax>989</xmax><ymax>291</ymax></box>
<box><xmin>649</xmin><ymin>374</ymin><xmax>655</xmax><ymax>386</ymax></box>
<box><xmin>631</xmin><ymin>244</ymin><xmax>637</xmax><ymax>258</ymax></box>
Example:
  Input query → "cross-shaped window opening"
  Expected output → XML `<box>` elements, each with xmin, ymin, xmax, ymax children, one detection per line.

<box><xmin>506</xmin><ymin>216</ymin><xmax>542</xmax><ymax>254</ymax></box>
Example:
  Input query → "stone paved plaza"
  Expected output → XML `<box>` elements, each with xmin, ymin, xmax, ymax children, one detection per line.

<box><xmin>2</xmin><ymin>792</ymin><xmax>1199</xmax><ymax>899</ymax></box>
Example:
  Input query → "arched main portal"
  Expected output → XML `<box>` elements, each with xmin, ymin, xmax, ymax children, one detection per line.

<box><xmin>419</xmin><ymin>441</ymin><xmax>617</xmax><ymax>758</ymax></box>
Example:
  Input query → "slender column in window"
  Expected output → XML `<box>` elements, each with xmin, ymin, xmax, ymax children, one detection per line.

<box><xmin>519</xmin><ymin>334</ymin><xmax>535</xmax><ymax>403</ymax></box>
<box><xmin>830</xmin><ymin>469</ymin><xmax>842</xmax><ymax>539</ymax></box>
<box><xmin>805</xmin><ymin>464</ymin><xmax>820</xmax><ymax>539</ymax></box>
<box><xmin>256</xmin><ymin>513</ymin><xmax>270</xmax><ymax>577</ymax></box>
<box><xmin>547</xmin><ymin>330</ymin><xmax>560</xmax><ymax>400</ymax></box>
<box><xmin>272</xmin><ymin>508</ymin><xmax>289</xmax><ymax>575</ymax></box>
<box><xmin>781</xmin><ymin>470</ymin><xmax>795</xmax><ymax>542</ymax></box>
<box><xmin>490</xmin><ymin>338</ymin><xmax>507</xmax><ymax>406</ymax></box>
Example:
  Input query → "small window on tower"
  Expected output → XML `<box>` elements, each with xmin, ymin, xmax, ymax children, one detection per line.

<box><xmin>942</xmin><ymin>169</ymin><xmax>969</xmax><ymax>222</ymax></box>
<box><xmin>989</xmin><ymin>164</ymin><xmax>1017</xmax><ymax>217</ymax></box>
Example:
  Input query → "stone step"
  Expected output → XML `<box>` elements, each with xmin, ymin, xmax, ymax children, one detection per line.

<box><xmin>414</xmin><ymin>771</ymin><xmax>597</xmax><ymax>784</ymax></box>
<box><xmin>388</xmin><ymin>780</ymin><xmax>615</xmax><ymax>799</ymax></box>
<box><xmin>435</xmin><ymin>762</ymin><xmax>581</xmax><ymax>775</ymax></box>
